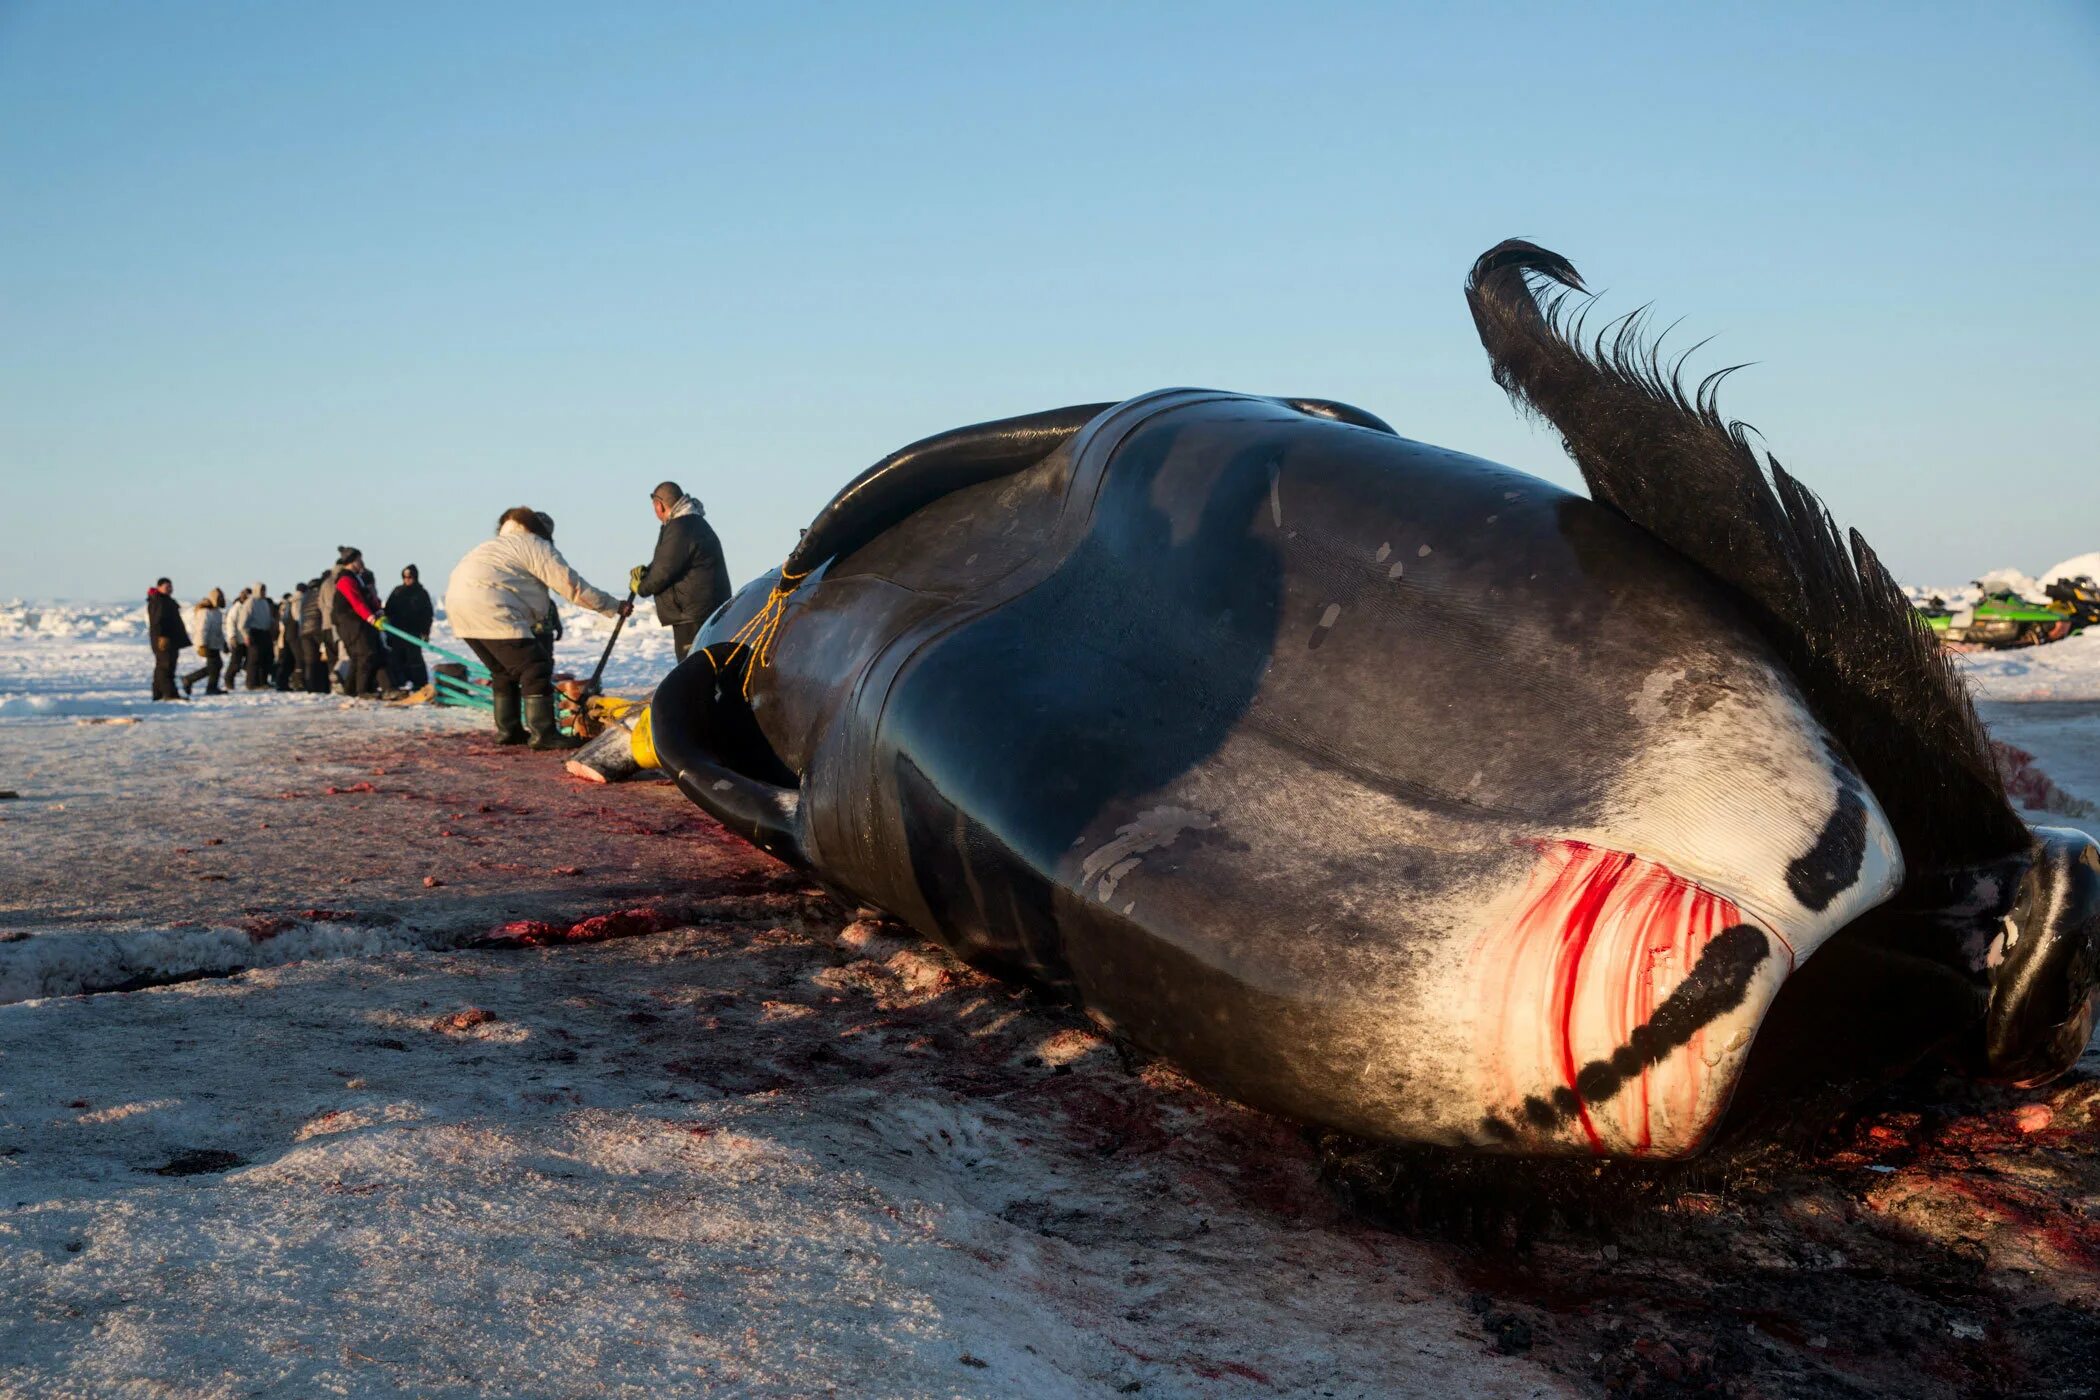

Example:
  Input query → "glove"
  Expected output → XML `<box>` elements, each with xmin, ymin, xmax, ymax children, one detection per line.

<box><xmin>371</xmin><ymin>613</ymin><xmax>387</xmax><ymax>631</ymax></box>
<box><xmin>197</xmin><ymin>646</ymin><xmax>209</xmax><ymax>658</ymax></box>
<box><xmin>616</xmin><ymin>599</ymin><xmax>634</xmax><ymax>619</ymax></box>
<box><xmin>628</xmin><ymin>565</ymin><xmax>647</xmax><ymax>594</ymax></box>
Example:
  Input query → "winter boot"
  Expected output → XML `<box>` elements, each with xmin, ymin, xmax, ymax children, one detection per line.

<box><xmin>524</xmin><ymin>694</ymin><xmax>581</xmax><ymax>750</ymax></box>
<box><xmin>492</xmin><ymin>690</ymin><xmax>528</xmax><ymax>746</ymax></box>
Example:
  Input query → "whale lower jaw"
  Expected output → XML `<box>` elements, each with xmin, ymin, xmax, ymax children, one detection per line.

<box><xmin>1468</xmin><ymin>839</ymin><xmax>1863</xmax><ymax>1160</ymax></box>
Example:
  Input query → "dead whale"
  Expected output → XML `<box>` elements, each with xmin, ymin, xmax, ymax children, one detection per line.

<box><xmin>646</xmin><ymin>242</ymin><xmax>2100</xmax><ymax>1158</ymax></box>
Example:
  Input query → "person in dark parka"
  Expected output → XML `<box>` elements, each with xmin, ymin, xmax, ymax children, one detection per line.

<box><xmin>630</xmin><ymin>481</ymin><xmax>731</xmax><ymax>661</ymax></box>
<box><xmin>326</xmin><ymin>547</ymin><xmax>386</xmax><ymax>698</ymax></box>
<box><xmin>384</xmin><ymin>564</ymin><xmax>435</xmax><ymax>691</ymax></box>
<box><xmin>273</xmin><ymin>588</ymin><xmax>300</xmax><ymax>690</ymax></box>
<box><xmin>146</xmin><ymin>578</ymin><xmax>190</xmax><ymax>701</ymax></box>
<box><xmin>299</xmin><ymin>577</ymin><xmax>330</xmax><ymax>693</ymax></box>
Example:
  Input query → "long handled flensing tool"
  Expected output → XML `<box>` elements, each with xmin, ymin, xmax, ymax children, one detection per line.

<box><xmin>583</xmin><ymin>592</ymin><xmax>636</xmax><ymax>698</ymax></box>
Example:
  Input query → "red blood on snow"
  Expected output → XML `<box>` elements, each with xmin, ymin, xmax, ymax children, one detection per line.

<box><xmin>433</xmin><ymin>1006</ymin><xmax>497</xmax><ymax>1034</ymax></box>
<box><xmin>480</xmin><ymin>905</ymin><xmax>683</xmax><ymax>949</ymax></box>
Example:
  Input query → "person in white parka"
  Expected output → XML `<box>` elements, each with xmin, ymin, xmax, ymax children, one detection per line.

<box><xmin>182</xmin><ymin>588</ymin><xmax>229</xmax><ymax>696</ymax></box>
<box><xmin>445</xmin><ymin>506</ymin><xmax>631</xmax><ymax>750</ymax></box>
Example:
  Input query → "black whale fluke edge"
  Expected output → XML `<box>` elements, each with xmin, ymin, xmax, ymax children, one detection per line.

<box><xmin>646</xmin><ymin>246</ymin><xmax>2100</xmax><ymax>1157</ymax></box>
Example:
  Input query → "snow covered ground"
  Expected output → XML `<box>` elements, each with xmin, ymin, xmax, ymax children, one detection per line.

<box><xmin>1962</xmin><ymin>632</ymin><xmax>2100</xmax><ymax>704</ymax></box>
<box><xmin>0</xmin><ymin>599</ymin><xmax>697</xmax><ymax>1005</ymax></box>
<box><xmin>0</xmin><ymin>920</ymin><xmax>1562</xmax><ymax>1399</ymax></box>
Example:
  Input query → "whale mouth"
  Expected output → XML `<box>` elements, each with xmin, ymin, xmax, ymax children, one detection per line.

<box><xmin>1472</xmin><ymin>840</ymin><xmax>1796</xmax><ymax>1159</ymax></box>
<box><xmin>1983</xmin><ymin>827</ymin><xmax>2100</xmax><ymax>1086</ymax></box>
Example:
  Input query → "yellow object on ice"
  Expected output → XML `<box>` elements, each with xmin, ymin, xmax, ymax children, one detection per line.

<box><xmin>630</xmin><ymin>706</ymin><xmax>659</xmax><ymax>770</ymax></box>
<box><xmin>569</xmin><ymin>692</ymin><xmax>658</xmax><ymax>770</ymax></box>
<box><xmin>583</xmin><ymin>693</ymin><xmax>643</xmax><ymax>722</ymax></box>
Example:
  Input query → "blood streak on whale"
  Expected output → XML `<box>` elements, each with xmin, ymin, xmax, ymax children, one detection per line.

<box><xmin>1477</xmin><ymin>840</ymin><xmax>1794</xmax><ymax>1155</ymax></box>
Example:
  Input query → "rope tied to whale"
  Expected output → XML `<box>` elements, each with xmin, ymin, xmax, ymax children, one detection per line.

<box><xmin>705</xmin><ymin>566</ymin><xmax>809</xmax><ymax>699</ymax></box>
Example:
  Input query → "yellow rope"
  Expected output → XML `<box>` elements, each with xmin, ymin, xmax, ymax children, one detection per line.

<box><xmin>714</xmin><ymin>567</ymin><xmax>808</xmax><ymax>699</ymax></box>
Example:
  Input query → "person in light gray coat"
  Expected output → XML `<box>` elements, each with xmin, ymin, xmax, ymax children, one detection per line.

<box><xmin>242</xmin><ymin>583</ymin><xmax>276</xmax><ymax>690</ymax></box>
<box><xmin>445</xmin><ymin>506</ymin><xmax>628</xmax><ymax>749</ymax></box>
<box><xmin>225</xmin><ymin>587</ymin><xmax>252</xmax><ymax>685</ymax></box>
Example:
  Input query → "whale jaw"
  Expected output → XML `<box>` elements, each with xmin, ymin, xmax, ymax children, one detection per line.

<box><xmin>1984</xmin><ymin>827</ymin><xmax>2100</xmax><ymax>1088</ymax></box>
<box><xmin>1469</xmin><ymin>842</ymin><xmax>1793</xmax><ymax>1158</ymax></box>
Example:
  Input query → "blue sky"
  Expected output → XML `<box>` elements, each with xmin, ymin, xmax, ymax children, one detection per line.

<box><xmin>2</xmin><ymin>1</ymin><xmax>2096</xmax><ymax>601</ymax></box>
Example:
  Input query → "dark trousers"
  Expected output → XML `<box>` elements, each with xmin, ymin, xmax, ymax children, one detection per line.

<box><xmin>301</xmin><ymin>635</ymin><xmax>329</xmax><ymax>693</ymax></box>
<box><xmin>273</xmin><ymin>633</ymin><xmax>298</xmax><ymax>690</ymax></box>
<box><xmin>339</xmin><ymin>622</ymin><xmax>381</xmax><ymax>697</ymax></box>
<box><xmin>672</xmin><ymin>620</ymin><xmax>700</xmax><ymax>662</ymax></box>
<box><xmin>387</xmin><ymin>635</ymin><xmax>430</xmax><ymax>689</ymax></box>
<box><xmin>182</xmin><ymin>649</ymin><xmax>224</xmax><ymax>694</ymax></box>
<box><xmin>226</xmin><ymin>638</ymin><xmax>248</xmax><ymax>685</ymax></box>
<box><xmin>245</xmin><ymin>631</ymin><xmax>274</xmax><ymax>689</ymax></box>
<box><xmin>464</xmin><ymin>637</ymin><xmax>555</xmax><ymax>700</ymax></box>
<box><xmin>152</xmin><ymin>641</ymin><xmax>181</xmax><ymax>700</ymax></box>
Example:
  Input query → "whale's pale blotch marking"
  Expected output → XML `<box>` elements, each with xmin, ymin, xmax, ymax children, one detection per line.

<box><xmin>1082</xmin><ymin>807</ymin><xmax>1217</xmax><ymax>904</ymax></box>
<box><xmin>1307</xmin><ymin>602</ymin><xmax>1347</xmax><ymax>651</ymax></box>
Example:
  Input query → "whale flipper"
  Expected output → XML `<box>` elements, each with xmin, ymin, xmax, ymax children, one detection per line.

<box><xmin>783</xmin><ymin>403</ymin><xmax>1114</xmax><ymax>582</ymax></box>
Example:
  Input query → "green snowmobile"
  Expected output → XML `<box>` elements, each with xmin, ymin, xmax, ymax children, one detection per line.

<box><xmin>1918</xmin><ymin>581</ymin><xmax>2090</xmax><ymax>648</ymax></box>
